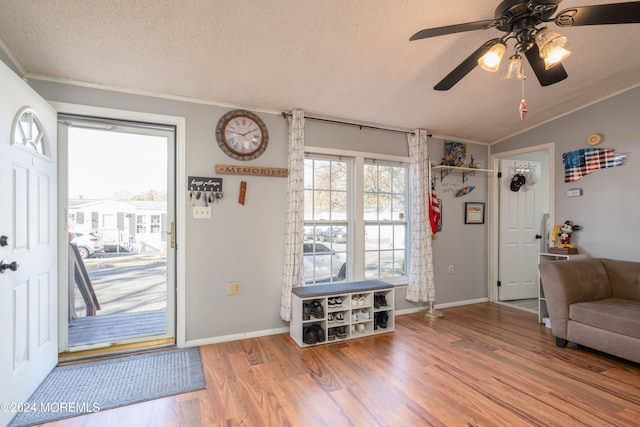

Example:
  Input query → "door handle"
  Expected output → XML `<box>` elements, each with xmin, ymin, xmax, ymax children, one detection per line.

<box><xmin>164</xmin><ymin>222</ymin><xmax>175</xmax><ymax>248</ymax></box>
<box><xmin>535</xmin><ymin>234</ymin><xmax>542</xmax><ymax>239</ymax></box>
<box><xmin>0</xmin><ymin>260</ymin><xmax>19</xmax><ymax>273</ymax></box>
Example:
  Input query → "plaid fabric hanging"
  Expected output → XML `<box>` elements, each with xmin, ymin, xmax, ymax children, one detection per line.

<box><xmin>562</xmin><ymin>148</ymin><xmax>626</xmax><ymax>183</ymax></box>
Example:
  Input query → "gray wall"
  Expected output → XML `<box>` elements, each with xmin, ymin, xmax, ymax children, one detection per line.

<box><xmin>491</xmin><ymin>86</ymin><xmax>640</xmax><ymax>261</ymax></box>
<box><xmin>25</xmin><ymin>77</ymin><xmax>490</xmax><ymax>342</ymax></box>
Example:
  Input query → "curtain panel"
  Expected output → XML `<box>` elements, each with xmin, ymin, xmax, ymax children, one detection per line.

<box><xmin>405</xmin><ymin>129</ymin><xmax>436</xmax><ymax>303</ymax></box>
<box><xmin>280</xmin><ymin>110</ymin><xmax>305</xmax><ymax>321</ymax></box>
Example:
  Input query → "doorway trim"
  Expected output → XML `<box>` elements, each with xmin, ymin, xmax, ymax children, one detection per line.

<box><xmin>52</xmin><ymin>102</ymin><xmax>187</xmax><ymax>349</ymax></box>
<box><xmin>488</xmin><ymin>142</ymin><xmax>555</xmax><ymax>304</ymax></box>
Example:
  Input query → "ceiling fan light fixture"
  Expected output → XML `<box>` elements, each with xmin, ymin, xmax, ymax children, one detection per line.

<box><xmin>502</xmin><ymin>54</ymin><xmax>524</xmax><ymax>80</ymax></box>
<box><xmin>478</xmin><ymin>42</ymin><xmax>506</xmax><ymax>72</ymax></box>
<box><xmin>541</xmin><ymin>43</ymin><xmax>571</xmax><ymax>69</ymax></box>
<box><xmin>535</xmin><ymin>27</ymin><xmax>571</xmax><ymax>69</ymax></box>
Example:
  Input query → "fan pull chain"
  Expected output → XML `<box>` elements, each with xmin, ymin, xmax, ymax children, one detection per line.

<box><xmin>519</xmin><ymin>75</ymin><xmax>528</xmax><ymax>121</ymax></box>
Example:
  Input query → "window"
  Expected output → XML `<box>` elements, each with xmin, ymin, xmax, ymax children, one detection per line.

<box><xmin>303</xmin><ymin>153</ymin><xmax>409</xmax><ymax>285</ymax></box>
<box><xmin>150</xmin><ymin>215</ymin><xmax>161</xmax><ymax>233</ymax></box>
<box><xmin>136</xmin><ymin>215</ymin><xmax>147</xmax><ymax>234</ymax></box>
<box><xmin>303</xmin><ymin>157</ymin><xmax>349</xmax><ymax>284</ymax></box>
<box><xmin>363</xmin><ymin>162</ymin><xmax>407</xmax><ymax>279</ymax></box>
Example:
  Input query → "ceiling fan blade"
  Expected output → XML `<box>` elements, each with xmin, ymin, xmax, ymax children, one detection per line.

<box><xmin>434</xmin><ymin>39</ymin><xmax>501</xmax><ymax>91</ymax></box>
<box><xmin>524</xmin><ymin>44</ymin><xmax>568</xmax><ymax>87</ymax></box>
<box><xmin>410</xmin><ymin>19</ymin><xmax>497</xmax><ymax>41</ymax></box>
<box><xmin>555</xmin><ymin>2</ymin><xmax>640</xmax><ymax>27</ymax></box>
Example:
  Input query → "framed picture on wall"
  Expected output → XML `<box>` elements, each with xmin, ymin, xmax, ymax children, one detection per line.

<box><xmin>465</xmin><ymin>202</ymin><xmax>485</xmax><ymax>224</ymax></box>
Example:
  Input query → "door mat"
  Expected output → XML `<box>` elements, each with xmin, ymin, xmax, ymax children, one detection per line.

<box><xmin>9</xmin><ymin>347</ymin><xmax>205</xmax><ymax>427</ymax></box>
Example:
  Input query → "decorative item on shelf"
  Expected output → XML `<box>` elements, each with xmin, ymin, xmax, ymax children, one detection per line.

<box><xmin>550</xmin><ymin>220</ymin><xmax>581</xmax><ymax>254</ymax></box>
<box><xmin>443</xmin><ymin>140</ymin><xmax>466</xmax><ymax>166</ymax></box>
<box><xmin>455</xmin><ymin>185</ymin><xmax>475</xmax><ymax>197</ymax></box>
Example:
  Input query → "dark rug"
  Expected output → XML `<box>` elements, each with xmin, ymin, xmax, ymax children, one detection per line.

<box><xmin>9</xmin><ymin>347</ymin><xmax>205</xmax><ymax>427</ymax></box>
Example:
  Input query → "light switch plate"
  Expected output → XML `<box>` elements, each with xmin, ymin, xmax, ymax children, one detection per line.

<box><xmin>193</xmin><ymin>206</ymin><xmax>211</xmax><ymax>219</ymax></box>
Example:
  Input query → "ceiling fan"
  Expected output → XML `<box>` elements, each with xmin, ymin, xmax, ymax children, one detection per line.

<box><xmin>410</xmin><ymin>1</ymin><xmax>640</xmax><ymax>90</ymax></box>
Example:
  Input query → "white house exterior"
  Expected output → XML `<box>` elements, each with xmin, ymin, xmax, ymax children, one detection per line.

<box><xmin>68</xmin><ymin>199</ymin><xmax>167</xmax><ymax>253</ymax></box>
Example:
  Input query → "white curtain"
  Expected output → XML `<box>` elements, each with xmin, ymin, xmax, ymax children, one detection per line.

<box><xmin>405</xmin><ymin>129</ymin><xmax>436</xmax><ymax>303</ymax></box>
<box><xmin>280</xmin><ymin>109</ymin><xmax>305</xmax><ymax>321</ymax></box>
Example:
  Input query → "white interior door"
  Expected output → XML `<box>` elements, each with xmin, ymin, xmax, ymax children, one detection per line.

<box><xmin>0</xmin><ymin>62</ymin><xmax>58</xmax><ymax>426</ymax></box>
<box><xmin>498</xmin><ymin>159</ymin><xmax>542</xmax><ymax>301</ymax></box>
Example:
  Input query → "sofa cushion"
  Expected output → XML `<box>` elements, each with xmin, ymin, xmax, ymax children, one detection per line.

<box><xmin>570</xmin><ymin>298</ymin><xmax>640</xmax><ymax>340</ymax></box>
<box><xmin>601</xmin><ymin>259</ymin><xmax>640</xmax><ymax>301</ymax></box>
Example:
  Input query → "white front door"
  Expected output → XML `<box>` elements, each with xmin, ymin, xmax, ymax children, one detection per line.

<box><xmin>0</xmin><ymin>62</ymin><xmax>58</xmax><ymax>426</ymax></box>
<box><xmin>498</xmin><ymin>159</ymin><xmax>543</xmax><ymax>300</ymax></box>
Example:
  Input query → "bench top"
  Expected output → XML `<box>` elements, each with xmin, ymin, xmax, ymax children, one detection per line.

<box><xmin>292</xmin><ymin>280</ymin><xmax>392</xmax><ymax>298</ymax></box>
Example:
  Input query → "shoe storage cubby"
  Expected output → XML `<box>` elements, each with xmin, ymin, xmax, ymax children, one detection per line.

<box><xmin>290</xmin><ymin>280</ymin><xmax>394</xmax><ymax>347</ymax></box>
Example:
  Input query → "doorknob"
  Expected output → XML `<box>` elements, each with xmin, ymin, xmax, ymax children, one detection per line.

<box><xmin>0</xmin><ymin>260</ymin><xmax>19</xmax><ymax>273</ymax></box>
<box><xmin>0</xmin><ymin>235</ymin><xmax>8</xmax><ymax>247</ymax></box>
<box><xmin>535</xmin><ymin>234</ymin><xmax>542</xmax><ymax>239</ymax></box>
<box><xmin>163</xmin><ymin>222</ymin><xmax>175</xmax><ymax>249</ymax></box>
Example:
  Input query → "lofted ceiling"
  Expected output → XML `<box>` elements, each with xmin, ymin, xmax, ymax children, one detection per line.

<box><xmin>0</xmin><ymin>0</ymin><xmax>639</xmax><ymax>143</ymax></box>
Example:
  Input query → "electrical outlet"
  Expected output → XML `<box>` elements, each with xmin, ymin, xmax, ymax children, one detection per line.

<box><xmin>193</xmin><ymin>206</ymin><xmax>211</xmax><ymax>219</ymax></box>
<box><xmin>228</xmin><ymin>281</ymin><xmax>242</xmax><ymax>295</ymax></box>
<box><xmin>567</xmin><ymin>188</ymin><xmax>583</xmax><ymax>198</ymax></box>
<box><xmin>448</xmin><ymin>265</ymin><xmax>454</xmax><ymax>274</ymax></box>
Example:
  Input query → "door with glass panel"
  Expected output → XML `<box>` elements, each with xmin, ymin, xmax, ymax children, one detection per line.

<box><xmin>59</xmin><ymin>115</ymin><xmax>176</xmax><ymax>351</ymax></box>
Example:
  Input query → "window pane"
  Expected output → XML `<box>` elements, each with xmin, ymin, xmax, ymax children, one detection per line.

<box><xmin>378</xmin><ymin>166</ymin><xmax>392</xmax><ymax>193</ymax></box>
<box><xmin>304</xmin><ymin>156</ymin><xmax>350</xmax><ymax>285</ymax></box>
<box><xmin>313</xmin><ymin>160</ymin><xmax>331</xmax><ymax>190</ymax></box>
<box><xmin>331</xmin><ymin>161</ymin><xmax>348</xmax><ymax>190</ymax></box>
<box><xmin>363</xmin><ymin>193</ymin><xmax>377</xmax><ymax>220</ymax></box>
<box><xmin>331</xmin><ymin>191</ymin><xmax>347</xmax><ymax>220</ymax></box>
<box><xmin>378</xmin><ymin>194</ymin><xmax>391</xmax><ymax>221</ymax></box>
<box><xmin>363</xmin><ymin>162</ymin><xmax>408</xmax><ymax>280</ymax></box>
<box><xmin>363</xmin><ymin>164</ymin><xmax>377</xmax><ymax>192</ymax></box>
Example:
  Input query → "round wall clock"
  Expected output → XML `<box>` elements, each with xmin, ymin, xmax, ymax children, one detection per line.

<box><xmin>215</xmin><ymin>109</ymin><xmax>269</xmax><ymax>161</ymax></box>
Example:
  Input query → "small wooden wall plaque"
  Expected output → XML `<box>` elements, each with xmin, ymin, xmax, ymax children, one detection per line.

<box><xmin>215</xmin><ymin>164</ymin><xmax>288</xmax><ymax>177</ymax></box>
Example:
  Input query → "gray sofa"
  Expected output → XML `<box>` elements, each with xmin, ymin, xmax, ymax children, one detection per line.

<box><xmin>538</xmin><ymin>258</ymin><xmax>640</xmax><ymax>364</ymax></box>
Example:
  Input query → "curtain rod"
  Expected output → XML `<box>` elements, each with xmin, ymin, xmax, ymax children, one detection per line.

<box><xmin>281</xmin><ymin>112</ymin><xmax>431</xmax><ymax>137</ymax></box>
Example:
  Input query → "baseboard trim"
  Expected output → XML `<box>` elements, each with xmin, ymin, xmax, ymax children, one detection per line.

<box><xmin>185</xmin><ymin>298</ymin><xmax>490</xmax><ymax>347</ymax></box>
<box><xmin>395</xmin><ymin>297</ymin><xmax>489</xmax><ymax>316</ymax></box>
<box><xmin>185</xmin><ymin>326</ymin><xmax>290</xmax><ymax>348</ymax></box>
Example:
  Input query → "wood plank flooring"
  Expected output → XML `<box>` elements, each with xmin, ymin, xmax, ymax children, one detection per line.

<box><xmin>38</xmin><ymin>303</ymin><xmax>639</xmax><ymax>426</ymax></box>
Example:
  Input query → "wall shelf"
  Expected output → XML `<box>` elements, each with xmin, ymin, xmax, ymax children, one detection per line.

<box><xmin>431</xmin><ymin>165</ymin><xmax>493</xmax><ymax>183</ymax></box>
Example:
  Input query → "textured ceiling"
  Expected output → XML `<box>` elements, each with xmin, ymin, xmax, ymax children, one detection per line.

<box><xmin>0</xmin><ymin>0</ymin><xmax>639</xmax><ymax>143</ymax></box>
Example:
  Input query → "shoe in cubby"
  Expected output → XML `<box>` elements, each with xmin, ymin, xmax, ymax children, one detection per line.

<box><xmin>310</xmin><ymin>299</ymin><xmax>324</xmax><ymax>319</ymax></box>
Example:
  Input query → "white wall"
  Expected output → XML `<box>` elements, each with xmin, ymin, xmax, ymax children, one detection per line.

<box><xmin>492</xmin><ymin>86</ymin><xmax>640</xmax><ymax>261</ymax></box>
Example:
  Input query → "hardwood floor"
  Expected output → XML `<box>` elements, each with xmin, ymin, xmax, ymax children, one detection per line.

<box><xmin>39</xmin><ymin>303</ymin><xmax>639</xmax><ymax>426</ymax></box>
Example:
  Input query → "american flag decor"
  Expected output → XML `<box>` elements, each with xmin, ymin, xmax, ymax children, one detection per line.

<box><xmin>562</xmin><ymin>148</ymin><xmax>626</xmax><ymax>183</ymax></box>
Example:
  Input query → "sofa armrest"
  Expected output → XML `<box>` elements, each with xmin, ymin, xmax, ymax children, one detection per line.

<box><xmin>539</xmin><ymin>259</ymin><xmax>611</xmax><ymax>339</ymax></box>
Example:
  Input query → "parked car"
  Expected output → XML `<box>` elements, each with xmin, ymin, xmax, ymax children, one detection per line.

<box><xmin>303</xmin><ymin>241</ymin><xmax>346</xmax><ymax>283</ymax></box>
<box><xmin>70</xmin><ymin>232</ymin><xmax>104</xmax><ymax>259</ymax></box>
<box><xmin>317</xmin><ymin>227</ymin><xmax>347</xmax><ymax>243</ymax></box>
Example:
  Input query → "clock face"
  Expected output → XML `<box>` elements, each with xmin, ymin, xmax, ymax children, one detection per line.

<box><xmin>216</xmin><ymin>110</ymin><xmax>269</xmax><ymax>161</ymax></box>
